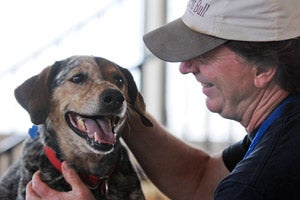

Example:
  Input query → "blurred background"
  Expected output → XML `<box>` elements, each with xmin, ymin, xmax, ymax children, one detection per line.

<box><xmin>0</xmin><ymin>0</ymin><xmax>245</xmax><ymax>199</ymax></box>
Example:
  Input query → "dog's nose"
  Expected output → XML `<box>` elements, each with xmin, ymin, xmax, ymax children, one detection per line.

<box><xmin>101</xmin><ymin>89</ymin><xmax>125</xmax><ymax>109</ymax></box>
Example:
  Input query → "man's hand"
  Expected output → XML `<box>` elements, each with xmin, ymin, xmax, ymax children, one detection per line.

<box><xmin>26</xmin><ymin>162</ymin><xmax>96</xmax><ymax>200</ymax></box>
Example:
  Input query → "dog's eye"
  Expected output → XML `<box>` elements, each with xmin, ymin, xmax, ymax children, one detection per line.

<box><xmin>113</xmin><ymin>75</ymin><xmax>124</xmax><ymax>87</ymax></box>
<box><xmin>70</xmin><ymin>73</ymin><xmax>88</xmax><ymax>84</ymax></box>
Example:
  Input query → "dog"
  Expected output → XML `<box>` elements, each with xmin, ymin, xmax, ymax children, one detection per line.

<box><xmin>0</xmin><ymin>56</ymin><xmax>152</xmax><ymax>200</ymax></box>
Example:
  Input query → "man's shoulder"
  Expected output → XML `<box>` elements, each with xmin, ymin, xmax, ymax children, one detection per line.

<box><xmin>215</xmin><ymin>100</ymin><xmax>300</xmax><ymax>199</ymax></box>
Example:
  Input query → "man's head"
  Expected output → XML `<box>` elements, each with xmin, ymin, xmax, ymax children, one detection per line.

<box><xmin>143</xmin><ymin>0</ymin><xmax>300</xmax><ymax>62</ymax></box>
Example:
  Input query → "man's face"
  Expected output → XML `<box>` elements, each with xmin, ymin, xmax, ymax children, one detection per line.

<box><xmin>179</xmin><ymin>46</ymin><xmax>258</xmax><ymax>121</ymax></box>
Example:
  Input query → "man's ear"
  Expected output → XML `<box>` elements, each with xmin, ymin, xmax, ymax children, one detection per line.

<box><xmin>254</xmin><ymin>67</ymin><xmax>277</xmax><ymax>88</ymax></box>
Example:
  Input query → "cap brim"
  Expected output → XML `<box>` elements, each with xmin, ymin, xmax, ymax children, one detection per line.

<box><xmin>143</xmin><ymin>18</ymin><xmax>227</xmax><ymax>62</ymax></box>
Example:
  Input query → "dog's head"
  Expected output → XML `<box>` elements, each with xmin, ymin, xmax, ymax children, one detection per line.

<box><xmin>15</xmin><ymin>56</ymin><xmax>152</xmax><ymax>154</ymax></box>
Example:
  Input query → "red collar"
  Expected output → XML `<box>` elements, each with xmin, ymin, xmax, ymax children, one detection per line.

<box><xmin>44</xmin><ymin>146</ymin><xmax>115</xmax><ymax>192</ymax></box>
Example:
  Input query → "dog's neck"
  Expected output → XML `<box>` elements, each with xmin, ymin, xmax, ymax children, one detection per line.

<box><xmin>44</xmin><ymin>145</ymin><xmax>115</xmax><ymax>192</ymax></box>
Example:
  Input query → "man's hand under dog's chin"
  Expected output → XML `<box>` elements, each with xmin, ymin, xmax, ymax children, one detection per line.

<box><xmin>26</xmin><ymin>162</ymin><xmax>96</xmax><ymax>200</ymax></box>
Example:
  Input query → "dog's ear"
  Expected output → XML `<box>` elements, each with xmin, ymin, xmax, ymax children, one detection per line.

<box><xmin>14</xmin><ymin>63</ymin><xmax>62</xmax><ymax>125</ymax></box>
<box><xmin>118</xmin><ymin>66</ymin><xmax>153</xmax><ymax>127</ymax></box>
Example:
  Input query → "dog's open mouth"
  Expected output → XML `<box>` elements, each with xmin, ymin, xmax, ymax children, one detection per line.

<box><xmin>66</xmin><ymin>112</ymin><xmax>120</xmax><ymax>151</ymax></box>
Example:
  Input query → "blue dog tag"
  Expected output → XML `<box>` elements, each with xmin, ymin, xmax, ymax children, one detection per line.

<box><xmin>28</xmin><ymin>125</ymin><xmax>38</xmax><ymax>139</ymax></box>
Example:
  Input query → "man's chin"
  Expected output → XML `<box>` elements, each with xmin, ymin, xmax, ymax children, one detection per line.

<box><xmin>205</xmin><ymin>99</ymin><xmax>222</xmax><ymax>114</ymax></box>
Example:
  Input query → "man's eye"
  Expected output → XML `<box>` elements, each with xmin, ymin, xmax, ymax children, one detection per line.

<box><xmin>69</xmin><ymin>73</ymin><xmax>88</xmax><ymax>84</ymax></box>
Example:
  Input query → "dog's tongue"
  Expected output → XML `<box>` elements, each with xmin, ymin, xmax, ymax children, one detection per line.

<box><xmin>83</xmin><ymin>118</ymin><xmax>116</xmax><ymax>145</ymax></box>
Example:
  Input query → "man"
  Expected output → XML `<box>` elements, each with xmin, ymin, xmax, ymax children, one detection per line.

<box><xmin>27</xmin><ymin>0</ymin><xmax>300</xmax><ymax>199</ymax></box>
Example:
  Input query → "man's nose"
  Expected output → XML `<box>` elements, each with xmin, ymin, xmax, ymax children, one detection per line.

<box><xmin>179</xmin><ymin>60</ymin><xmax>198</xmax><ymax>74</ymax></box>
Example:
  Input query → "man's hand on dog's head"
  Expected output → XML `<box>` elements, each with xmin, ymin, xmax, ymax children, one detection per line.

<box><xmin>26</xmin><ymin>162</ymin><xmax>96</xmax><ymax>200</ymax></box>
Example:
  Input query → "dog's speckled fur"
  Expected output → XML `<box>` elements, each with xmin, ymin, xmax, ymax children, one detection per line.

<box><xmin>0</xmin><ymin>56</ymin><xmax>152</xmax><ymax>200</ymax></box>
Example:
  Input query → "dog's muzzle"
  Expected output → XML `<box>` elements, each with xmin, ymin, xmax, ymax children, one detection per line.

<box><xmin>65</xmin><ymin>89</ymin><xmax>126</xmax><ymax>152</ymax></box>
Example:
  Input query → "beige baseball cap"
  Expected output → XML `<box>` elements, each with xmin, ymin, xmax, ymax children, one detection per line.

<box><xmin>143</xmin><ymin>0</ymin><xmax>300</xmax><ymax>62</ymax></box>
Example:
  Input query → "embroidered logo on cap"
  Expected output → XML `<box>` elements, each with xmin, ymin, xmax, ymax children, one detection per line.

<box><xmin>187</xmin><ymin>0</ymin><xmax>210</xmax><ymax>17</ymax></box>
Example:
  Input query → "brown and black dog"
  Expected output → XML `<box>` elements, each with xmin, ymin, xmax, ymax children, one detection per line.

<box><xmin>0</xmin><ymin>56</ymin><xmax>152</xmax><ymax>200</ymax></box>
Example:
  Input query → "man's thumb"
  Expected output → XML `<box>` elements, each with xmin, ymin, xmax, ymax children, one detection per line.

<box><xmin>61</xmin><ymin>161</ymin><xmax>85</xmax><ymax>189</ymax></box>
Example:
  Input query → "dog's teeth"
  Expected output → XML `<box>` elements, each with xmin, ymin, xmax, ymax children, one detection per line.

<box><xmin>77</xmin><ymin>117</ymin><xmax>86</xmax><ymax>130</ymax></box>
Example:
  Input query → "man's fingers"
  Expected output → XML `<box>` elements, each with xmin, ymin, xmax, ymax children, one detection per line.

<box><xmin>26</xmin><ymin>181</ymin><xmax>41</xmax><ymax>200</ymax></box>
<box><xmin>31</xmin><ymin>171</ymin><xmax>57</xmax><ymax>199</ymax></box>
<box><xmin>28</xmin><ymin>164</ymin><xmax>95</xmax><ymax>200</ymax></box>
